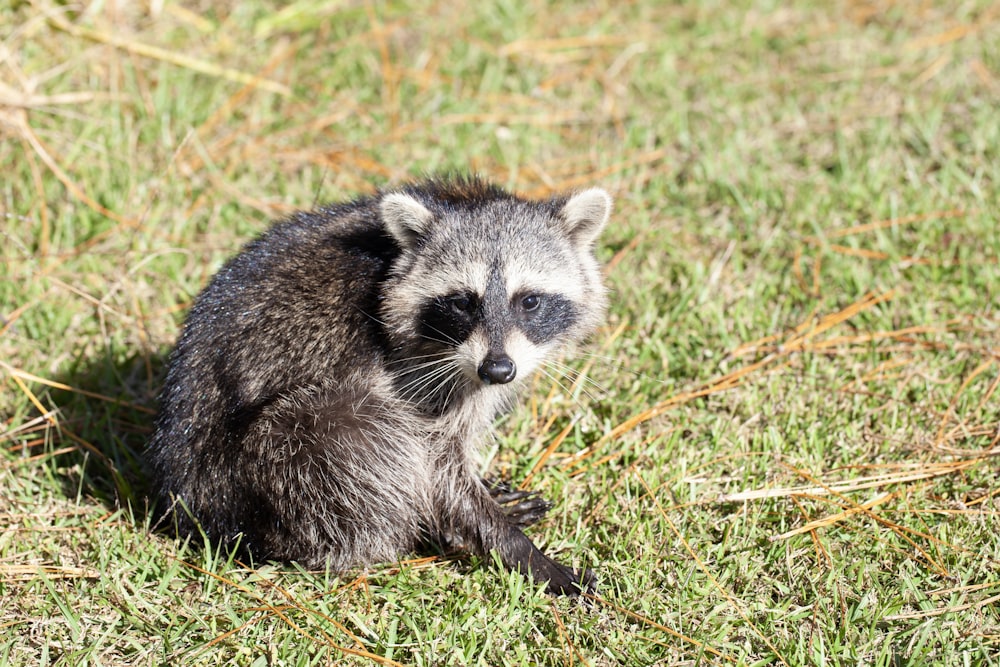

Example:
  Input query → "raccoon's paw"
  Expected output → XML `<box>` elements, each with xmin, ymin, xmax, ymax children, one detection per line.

<box><xmin>539</xmin><ymin>559</ymin><xmax>598</xmax><ymax>598</ymax></box>
<box><xmin>483</xmin><ymin>478</ymin><xmax>553</xmax><ymax>528</ymax></box>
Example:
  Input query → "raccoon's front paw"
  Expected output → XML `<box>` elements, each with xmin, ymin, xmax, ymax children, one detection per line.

<box><xmin>483</xmin><ymin>478</ymin><xmax>553</xmax><ymax>528</ymax></box>
<box><xmin>525</xmin><ymin>547</ymin><xmax>597</xmax><ymax>597</ymax></box>
<box><xmin>540</xmin><ymin>560</ymin><xmax>598</xmax><ymax>597</ymax></box>
<box><xmin>502</xmin><ymin>529</ymin><xmax>597</xmax><ymax>597</ymax></box>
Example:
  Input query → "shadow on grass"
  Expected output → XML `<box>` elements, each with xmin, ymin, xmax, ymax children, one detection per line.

<box><xmin>48</xmin><ymin>349</ymin><xmax>166</xmax><ymax>525</ymax></box>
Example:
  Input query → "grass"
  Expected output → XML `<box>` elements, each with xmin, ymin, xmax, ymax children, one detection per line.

<box><xmin>2</xmin><ymin>0</ymin><xmax>999</xmax><ymax>664</ymax></box>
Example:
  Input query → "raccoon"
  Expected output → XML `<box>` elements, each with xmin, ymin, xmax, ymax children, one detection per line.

<box><xmin>147</xmin><ymin>177</ymin><xmax>611</xmax><ymax>595</ymax></box>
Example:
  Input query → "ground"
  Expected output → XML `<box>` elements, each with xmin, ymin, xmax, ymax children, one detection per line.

<box><xmin>1</xmin><ymin>1</ymin><xmax>999</xmax><ymax>664</ymax></box>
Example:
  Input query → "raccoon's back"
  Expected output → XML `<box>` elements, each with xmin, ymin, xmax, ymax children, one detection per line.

<box><xmin>148</xmin><ymin>201</ymin><xmax>401</xmax><ymax>514</ymax></box>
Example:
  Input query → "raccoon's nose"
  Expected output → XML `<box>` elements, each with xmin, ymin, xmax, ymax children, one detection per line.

<box><xmin>478</xmin><ymin>355</ymin><xmax>516</xmax><ymax>385</ymax></box>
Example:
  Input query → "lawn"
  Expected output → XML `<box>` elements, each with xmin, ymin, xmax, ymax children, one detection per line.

<box><xmin>2</xmin><ymin>1</ymin><xmax>999</xmax><ymax>664</ymax></box>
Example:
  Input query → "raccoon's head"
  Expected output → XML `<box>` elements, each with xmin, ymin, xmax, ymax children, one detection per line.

<box><xmin>379</xmin><ymin>180</ymin><xmax>611</xmax><ymax>411</ymax></box>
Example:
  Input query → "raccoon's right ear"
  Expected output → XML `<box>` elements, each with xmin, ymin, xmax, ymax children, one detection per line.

<box><xmin>381</xmin><ymin>192</ymin><xmax>434</xmax><ymax>249</ymax></box>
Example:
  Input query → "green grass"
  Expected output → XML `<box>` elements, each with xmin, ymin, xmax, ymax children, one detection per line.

<box><xmin>2</xmin><ymin>0</ymin><xmax>999</xmax><ymax>664</ymax></box>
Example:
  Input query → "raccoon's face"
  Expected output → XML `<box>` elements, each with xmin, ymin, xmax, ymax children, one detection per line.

<box><xmin>379</xmin><ymin>184</ymin><xmax>611</xmax><ymax>407</ymax></box>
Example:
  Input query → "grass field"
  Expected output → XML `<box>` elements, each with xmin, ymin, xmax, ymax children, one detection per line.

<box><xmin>2</xmin><ymin>0</ymin><xmax>999</xmax><ymax>664</ymax></box>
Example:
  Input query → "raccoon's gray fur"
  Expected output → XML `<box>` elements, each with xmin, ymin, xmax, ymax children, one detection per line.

<box><xmin>147</xmin><ymin>177</ymin><xmax>611</xmax><ymax>595</ymax></box>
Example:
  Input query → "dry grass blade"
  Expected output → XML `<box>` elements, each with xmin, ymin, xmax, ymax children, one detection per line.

<box><xmin>0</xmin><ymin>565</ymin><xmax>99</xmax><ymax>580</ymax></box>
<box><xmin>248</xmin><ymin>571</ymin><xmax>372</xmax><ymax>652</ymax></box>
<box><xmin>179</xmin><ymin>559</ymin><xmax>404</xmax><ymax>665</ymax></box>
<box><xmin>592</xmin><ymin>594</ymin><xmax>734</xmax><ymax>661</ymax></box>
<box><xmin>175</xmin><ymin>42</ymin><xmax>299</xmax><ymax>176</ymax></box>
<box><xmin>772</xmin><ymin>492</ymin><xmax>895</xmax><ymax>539</ymax></box>
<box><xmin>0</xmin><ymin>288</ymin><xmax>54</xmax><ymax>337</ymax></box>
<box><xmin>634</xmin><ymin>473</ymin><xmax>789</xmax><ymax>665</ymax></box>
<box><xmin>498</xmin><ymin>34</ymin><xmax>637</xmax><ymax>56</ymax></box>
<box><xmin>884</xmin><ymin>593</ymin><xmax>1000</xmax><ymax>621</ymax></box>
<box><xmin>43</xmin><ymin>8</ymin><xmax>291</xmax><ymax>96</ymax></box>
<box><xmin>904</xmin><ymin>4</ymin><xmax>999</xmax><ymax>51</ymax></box>
<box><xmin>524</xmin><ymin>148</ymin><xmax>670</xmax><ymax>197</ymax></box>
<box><xmin>714</xmin><ymin>458</ymin><xmax>990</xmax><ymax>503</ymax></box>
<box><xmin>13</xmin><ymin>114</ymin><xmax>139</xmax><ymax>246</ymax></box>
<box><xmin>521</xmin><ymin>419</ymin><xmax>575</xmax><ymax>490</ymax></box>
<box><xmin>1</xmin><ymin>362</ymin><xmax>155</xmax><ymax>414</ymax></box>
<box><xmin>548</xmin><ymin>601</ymin><xmax>588</xmax><ymax>667</ymax></box>
<box><xmin>2</xmin><ymin>446</ymin><xmax>78</xmax><ymax>470</ymax></box>
<box><xmin>935</xmin><ymin>357</ymin><xmax>998</xmax><ymax>447</ymax></box>
<box><xmin>723</xmin><ymin>458</ymin><xmax>994</xmax><ymax>576</ymax></box>
<box><xmin>821</xmin><ymin>209</ymin><xmax>971</xmax><ymax>240</ymax></box>
<box><xmin>590</xmin><ymin>291</ymin><xmax>896</xmax><ymax>455</ymax></box>
<box><xmin>1</xmin><ymin>411</ymin><xmax>58</xmax><ymax>443</ymax></box>
<box><xmin>6</xmin><ymin>365</ymin><xmax>55</xmax><ymax>423</ymax></box>
<box><xmin>0</xmin><ymin>87</ymin><xmax>116</xmax><ymax>109</ymax></box>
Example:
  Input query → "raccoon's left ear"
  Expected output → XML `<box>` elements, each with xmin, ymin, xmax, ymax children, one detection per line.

<box><xmin>382</xmin><ymin>192</ymin><xmax>434</xmax><ymax>249</ymax></box>
<box><xmin>558</xmin><ymin>188</ymin><xmax>612</xmax><ymax>249</ymax></box>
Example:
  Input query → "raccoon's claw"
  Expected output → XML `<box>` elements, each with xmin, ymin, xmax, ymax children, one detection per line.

<box><xmin>540</xmin><ymin>560</ymin><xmax>598</xmax><ymax>597</ymax></box>
<box><xmin>503</xmin><ymin>496</ymin><xmax>554</xmax><ymax>527</ymax></box>
<box><xmin>487</xmin><ymin>480</ymin><xmax>531</xmax><ymax>505</ymax></box>
<box><xmin>576</xmin><ymin>567</ymin><xmax>598</xmax><ymax>595</ymax></box>
<box><xmin>483</xmin><ymin>479</ymin><xmax>553</xmax><ymax>527</ymax></box>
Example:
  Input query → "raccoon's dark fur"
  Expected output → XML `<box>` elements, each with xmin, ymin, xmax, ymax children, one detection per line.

<box><xmin>147</xmin><ymin>177</ymin><xmax>611</xmax><ymax>595</ymax></box>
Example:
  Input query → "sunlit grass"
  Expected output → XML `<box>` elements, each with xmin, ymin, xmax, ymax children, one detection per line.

<box><xmin>2</xmin><ymin>0</ymin><xmax>999</xmax><ymax>664</ymax></box>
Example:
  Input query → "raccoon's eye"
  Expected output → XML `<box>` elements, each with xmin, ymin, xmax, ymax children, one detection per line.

<box><xmin>520</xmin><ymin>294</ymin><xmax>541</xmax><ymax>312</ymax></box>
<box><xmin>449</xmin><ymin>294</ymin><xmax>477</xmax><ymax>314</ymax></box>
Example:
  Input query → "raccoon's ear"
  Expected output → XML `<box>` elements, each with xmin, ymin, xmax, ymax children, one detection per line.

<box><xmin>381</xmin><ymin>192</ymin><xmax>434</xmax><ymax>249</ymax></box>
<box><xmin>558</xmin><ymin>188</ymin><xmax>612</xmax><ymax>248</ymax></box>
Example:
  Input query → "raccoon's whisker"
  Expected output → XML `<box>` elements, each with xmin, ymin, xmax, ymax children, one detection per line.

<box><xmin>389</xmin><ymin>354</ymin><xmax>456</xmax><ymax>375</ymax></box>
<box><xmin>395</xmin><ymin>358</ymin><xmax>461</xmax><ymax>403</ymax></box>
<box><xmin>544</xmin><ymin>358</ymin><xmax>584</xmax><ymax>376</ymax></box>
<box><xmin>353</xmin><ymin>306</ymin><xmax>387</xmax><ymax>326</ymax></box>
<box><xmin>385</xmin><ymin>350</ymin><xmax>453</xmax><ymax>367</ymax></box>
<box><xmin>422</xmin><ymin>355</ymin><xmax>465</xmax><ymax>394</ymax></box>
<box><xmin>537</xmin><ymin>366</ymin><xmax>578</xmax><ymax>399</ymax></box>
<box><xmin>400</xmin><ymin>372</ymin><xmax>455</xmax><ymax>404</ymax></box>
<box><xmin>544</xmin><ymin>359</ymin><xmax>607</xmax><ymax>394</ymax></box>
<box><xmin>389</xmin><ymin>350</ymin><xmax>459</xmax><ymax>385</ymax></box>
<box><xmin>402</xmin><ymin>369</ymin><xmax>462</xmax><ymax>409</ymax></box>
<box><xmin>396</xmin><ymin>368</ymin><xmax>454</xmax><ymax>395</ymax></box>
<box><xmin>574</xmin><ymin>351</ymin><xmax>673</xmax><ymax>387</ymax></box>
<box><xmin>440</xmin><ymin>378</ymin><xmax>466</xmax><ymax>411</ymax></box>
<box><xmin>426</xmin><ymin>364</ymin><xmax>466</xmax><ymax>409</ymax></box>
<box><xmin>417</xmin><ymin>320</ymin><xmax>462</xmax><ymax>346</ymax></box>
<box><xmin>418</xmin><ymin>335</ymin><xmax>459</xmax><ymax>348</ymax></box>
<box><xmin>575</xmin><ymin>351</ymin><xmax>618</xmax><ymax>364</ymax></box>
<box><xmin>395</xmin><ymin>365</ymin><xmax>452</xmax><ymax>400</ymax></box>
<box><xmin>538</xmin><ymin>366</ymin><xmax>598</xmax><ymax>407</ymax></box>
